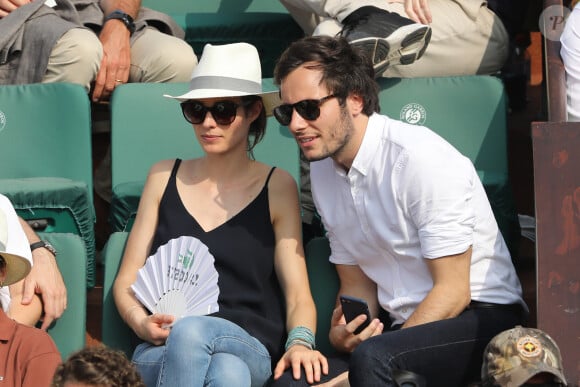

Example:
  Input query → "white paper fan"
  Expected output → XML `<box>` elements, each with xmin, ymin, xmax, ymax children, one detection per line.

<box><xmin>131</xmin><ymin>236</ymin><xmax>220</xmax><ymax>320</ymax></box>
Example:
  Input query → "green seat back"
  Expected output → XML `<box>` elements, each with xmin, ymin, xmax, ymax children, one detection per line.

<box><xmin>39</xmin><ymin>232</ymin><xmax>87</xmax><ymax>359</ymax></box>
<box><xmin>305</xmin><ymin>237</ymin><xmax>339</xmax><ymax>356</ymax></box>
<box><xmin>109</xmin><ymin>82</ymin><xmax>299</xmax><ymax>233</ymax></box>
<box><xmin>0</xmin><ymin>83</ymin><xmax>96</xmax><ymax>286</ymax></box>
<box><xmin>377</xmin><ymin>75</ymin><xmax>508</xmax><ymax>174</ymax></box>
<box><xmin>377</xmin><ymin>76</ymin><xmax>520</xmax><ymax>257</ymax></box>
<box><xmin>101</xmin><ymin>231</ymin><xmax>135</xmax><ymax>357</ymax></box>
<box><xmin>0</xmin><ymin>83</ymin><xmax>94</xmax><ymax>194</ymax></box>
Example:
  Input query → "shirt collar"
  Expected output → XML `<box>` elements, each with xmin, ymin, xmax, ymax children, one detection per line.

<box><xmin>334</xmin><ymin>113</ymin><xmax>384</xmax><ymax>177</ymax></box>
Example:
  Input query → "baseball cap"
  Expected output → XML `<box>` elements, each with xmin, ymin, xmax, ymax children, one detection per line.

<box><xmin>481</xmin><ymin>326</ymin><xmax>567</xmax><ymax>387</ymax></box>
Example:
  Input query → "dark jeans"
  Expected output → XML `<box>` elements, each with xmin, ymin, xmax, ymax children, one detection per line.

<box><xmin>349</xmin><ymin>305</ymin><xmax>524</xmax><ymax>387</ymax></box>
<box><xmin>271</xmin><ymin>305</ymin><xmax>523</xmax><ymax>387</ymax></box>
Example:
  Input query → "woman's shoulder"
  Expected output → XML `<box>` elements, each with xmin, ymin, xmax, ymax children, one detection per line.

<box><xmin>256</xmin><ymin>162</ymin><xmax>296</xmax><ymax>189</ymax></box>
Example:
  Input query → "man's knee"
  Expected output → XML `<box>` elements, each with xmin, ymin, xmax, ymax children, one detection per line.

<box><xmin>130</xmin><ymin>29</ymin><xmax>197</xmax><ymax>83</ymax></box>
<box><xmin>44</xmin><ymin>28</ymin><xmax>102</xmax><ymax>90</ymax></box>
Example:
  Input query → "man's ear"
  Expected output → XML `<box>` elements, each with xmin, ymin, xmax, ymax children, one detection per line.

<box><xmin>347</xmin><ymin>93</ymin><xmax>364</xmax><ymax>115</ymax></box>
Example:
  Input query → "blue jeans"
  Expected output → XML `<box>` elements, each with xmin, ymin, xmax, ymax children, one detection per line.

<box><xmin>348</xmin><ymin>306</ymin><xmax>524</xmax><ymax>387</ymax></box>
<box><xmin>132</xmin><ymin>316</ymin><xmax>272</xmax><ymax>387</ymax></box>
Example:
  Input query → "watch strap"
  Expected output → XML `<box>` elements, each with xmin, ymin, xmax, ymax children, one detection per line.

<box><xmin>30</xmin><ymin>240</ymin><xmax>57</xmax><ymax>256</ymax></box>
<box><xmin>104</xmin><ymin>10</ymin><xmax>136</xmax><ymax>35</ymax></box>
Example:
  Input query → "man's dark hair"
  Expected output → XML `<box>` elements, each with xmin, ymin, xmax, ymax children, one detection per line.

<box><xmin>274</xmin><ymin>35</ymin><xmax>380</xmax><ymax>115</ymax></box>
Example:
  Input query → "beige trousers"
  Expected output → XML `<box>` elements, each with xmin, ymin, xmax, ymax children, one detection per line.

<box><xmin>42</xmin><ymin>27</ymin><xmax>197</xmax><ymax>92</ymax></box>
<box><xmin>279</xmin><ymin>0</ymin><xmax>509</xmax><ymax>76</ymax></box>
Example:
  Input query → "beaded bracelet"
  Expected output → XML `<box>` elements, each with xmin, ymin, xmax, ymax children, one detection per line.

<box><xmin>285</xmin><ymin>326</ymin><xmax>316</xmax><ymax>351</ymax></box>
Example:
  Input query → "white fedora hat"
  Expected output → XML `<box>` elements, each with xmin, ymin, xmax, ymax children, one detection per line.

<box><xmin>165</xmin><ymin>42</ymin><xmax>280</xmax><ymax>116</ymax></box>
<box><xmin>0</xmin><ymin>196</ymin><xmax>32</xmax><ymax>286</ymax></box>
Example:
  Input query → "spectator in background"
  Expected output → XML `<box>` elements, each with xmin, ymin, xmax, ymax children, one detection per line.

<box><xmin>561</xmin><ymin>0</ymin><xmax>580</xmax><ymax>121</ymax></box>
<box><xmin>52</xmin><ymin>345</ymin><xmax>145</xmax><ymax>387</ymax></box>
<box><xmin>481</xmin><ymin>326</ymin><xmax>568</xmax><ymax>387</ymax></box>
<box><xmin>0</xmin><ymin>195</ymin><xmax>61</xmax><ymax>387</ymax></box>
<box><xmin>0</xmin><ymin>0</ymin><xmax>197</xmax><ymax>103</ymax></box>
<box><xmin>279</xmin><ymin>0</ymin><xmax>525</xmax><ymax>78</ymax></box>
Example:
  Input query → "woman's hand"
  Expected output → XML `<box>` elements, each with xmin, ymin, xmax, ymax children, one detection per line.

<box><xmin>273</xmin><ymin>345</ymin><xmax>329</xmax><ymax>384</ymax></box>
<box><xmin>133</xmin><ymin>313</ymin><xmax>175</xmax><ymax>346</ymax></box>
<box><xmin>328</xmin><ymin>306</ymin><xmax>383</xmax><ymax>353</ymax></box>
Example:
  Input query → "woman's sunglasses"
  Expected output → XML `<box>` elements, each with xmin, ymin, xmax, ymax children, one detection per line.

<box><xmin>273</xmin><ymin>94</ymin><xmax>336</xmax><ymax>126</ymax></box>
<box><xmin>180</xmin><ymin>100</ymin><xmax>245</xmax><ymax>125</ymax></box>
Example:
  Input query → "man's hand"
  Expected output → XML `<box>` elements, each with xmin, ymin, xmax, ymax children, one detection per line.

<box><xmin>328</xmin><ymin>305</ymin><xmax>383</xmax><ymax>353</ymax></box>
<box><xmin>404</xmin><ymin>0</ymin><xmax>432</xmax><ymax>24</ymax></box>
<box><xmin>91</xmin><ymin>19</ymin><xmax>132</xmax><ymax>102</ymax></box>
<box><xmin>0</xmin><ymin>0</ymin><xmax>30</xmax><ymax>18</ymax></box>
<box><xmin>22</xmin><ymin>247</ymin><xmax>67</xmax><ymax>330</ymax></box>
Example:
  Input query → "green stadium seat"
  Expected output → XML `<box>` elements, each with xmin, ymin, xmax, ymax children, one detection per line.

<box><xmin>101</xmin><ymin>231</ymin><xmax>135</xmax><ymax>357</ymax></box>
<box><xmin>305</xmin><ymin>237</ymin><xmax>339</xmax><ymax>356</ymax></box>
<box><xmin>0</xmin><ymin>83</ymin><xmax>97</xmax><ymax>287</ymax></box>
<box><xmin>39</xmin><ymin>232</ymin><xmax>87</xmax><ymax>359</ymax></box>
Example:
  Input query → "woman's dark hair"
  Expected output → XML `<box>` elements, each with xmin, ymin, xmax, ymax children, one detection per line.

<box><xmin>51</xmin><ymin>345</ymin><xmax>145</xmax><ymax>387</ymax></box>
<box><xmin>274</xmin><ymin>35</ymin><xmax>380</xmax><ymax>115</ymax></box>
<box><xmin>241</xmin><ymin>95</ymin><xmax>267</xmax><ymax>158</ymax></box>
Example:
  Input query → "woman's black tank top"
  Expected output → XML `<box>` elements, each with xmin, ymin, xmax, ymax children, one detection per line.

<box><xmin>150</xmin><ymin>159</ymin><xmax>286</xmax><ymax>363</ymax></box>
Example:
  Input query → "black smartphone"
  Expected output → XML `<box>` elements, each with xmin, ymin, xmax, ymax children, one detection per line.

<box><xmin>340</xmin><ymin>295</ymin><xmax>371</xmax><ymax>334</ymax></box>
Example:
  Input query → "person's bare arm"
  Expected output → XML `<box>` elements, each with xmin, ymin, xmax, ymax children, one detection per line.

<box><xmin>113</xmin><ymin>160</ymin><xmax>175</xmax><ymax>345</ymax></box>
<box><xmin>270</xmin><ymin>168</ymin><xmax>328</xmax><ymax>384</ymax></box>
<box><xmin>402</xmin><ymin>247</ymin><xmax>472</xmax><ymax>328</ymax></box>
<box><xmin>92</xmin><ymin>0</ymin><xmax>141</xmax><ymax>101</ymax></box>
<box><xmin>8</xmin><ymin>278</ymin><xmax>42</xmax><ymax>326</ymax></box>
<box><xmin>18</xmin><ymin>217</ymin><xmax>67</xmax><ymax>330</ymax></box>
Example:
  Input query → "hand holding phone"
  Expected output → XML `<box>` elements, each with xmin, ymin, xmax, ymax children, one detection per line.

<box><xmin>340</xmin><ymin>295</ymin><xmax>371</xmax><ymax>335</ymax></box>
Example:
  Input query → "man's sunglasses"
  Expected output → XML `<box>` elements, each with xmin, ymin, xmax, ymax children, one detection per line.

<box><xmin>180</xmin><ymin>100</ymin><xmax>247</xmax><ymax>126</ymax></box>
<box><xmin>273</xmin><ymin>94</ymin><xmax>336</xmax><ymax>126</ymax></box>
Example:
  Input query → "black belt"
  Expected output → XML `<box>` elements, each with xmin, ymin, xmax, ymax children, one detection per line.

<box><xmin>467</xmin><ymin>301</ymin><xmax>522</xmax><ymax>313</ymax></box>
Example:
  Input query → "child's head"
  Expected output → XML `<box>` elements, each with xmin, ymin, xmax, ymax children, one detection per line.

<box><xmin>52</xmin><ymin>345</ymin><xmax>144</xmax><ymax>387</ymax></box>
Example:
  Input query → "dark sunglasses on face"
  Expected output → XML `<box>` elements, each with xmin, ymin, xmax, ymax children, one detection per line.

<box><xmin>180</xmin><ymin>100</ymin><xmax>245</xmax><ymax>125</ymax></box>
<box><xmin>273</xmin><ymin>94</ymin><xmax>336</xmax><ymax>126</ymax></box>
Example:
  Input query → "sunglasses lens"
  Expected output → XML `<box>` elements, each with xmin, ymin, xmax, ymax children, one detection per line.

<box><xmin>181</xmin><ymin>102</ymin><xmax>207</xmax><ymax>124</ymax></box>
<box><xmin>295</xmin><ymin>100</ymin><xmax>321</xmax><ymax>121</ymax></box>
<box><xmin>273</xmin><ymin>105</ymin><xmax>293</xmax><ymax>126</ymax></box>
<box><xmin>211</xmin><ymin>101</ymin><xmax>238</xmax><ymax>125</ymax></box>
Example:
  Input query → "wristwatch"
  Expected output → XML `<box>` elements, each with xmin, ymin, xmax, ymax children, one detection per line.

<box><xmin>30</xmin><ymin>240</ymin><xmax>57</xmax><ymax>257</ymax></box>
<box><xmin>104</xmin><ymin>9</ymin><xmax>136</xmax><ymax>35</ymax></box>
